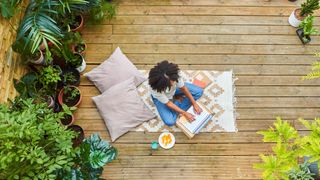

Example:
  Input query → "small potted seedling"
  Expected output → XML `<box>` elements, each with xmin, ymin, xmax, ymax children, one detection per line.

<box><xmin>296</xmin><ymin>15</ymin><xmax>318</xmax><ymax>44</ymax></box>
<box><xmin>38</xmin><ymin>65</ymin><xmax>62</xmax><ymax>96</ymax></box>
<box><xmin>58</xmin><ymin>85</ymin><xmax>82</xmax><ymax>107</ymax></box>
<box><xmin>289</xmin><ymin>0</ymin><xmax>319</xmax><ymax>27</ymax></box>
<box><xmin>60</xmin><ymin>104</ymin><xmax>77</xmax><ymax>126</ymax></box>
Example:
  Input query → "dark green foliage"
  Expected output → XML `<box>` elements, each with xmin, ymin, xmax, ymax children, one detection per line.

<box><xmin>57</xmin><ymin>133</ymin><xmax>117</xmax><ymax>180</ymax></box>
<box><xmin>88</xmin><ymin>0</ymin><xmax>117</xmax><ymax>23</ymax></box>
<box><xmin>0</xmin><ymin>98</ymin><xmax>78</xmax><ymax>179</ymax></box>
<box><xmin>300</xmin><ymin>0</ymin><xmax>320</xmax><ymax>17</ymax></box>
<box><xmin>0</xmin><ymin>0</ymin><xmax>22</xmax><ymax>19</ymax></box>
<box><xmin>14</xmin><ymin>72</ymin><xmax>38</xmax><ymax>98</ymax></box>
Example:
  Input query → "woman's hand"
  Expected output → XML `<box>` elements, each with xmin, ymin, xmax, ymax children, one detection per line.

<box><xmin>193</xmin><ymin>102</ymin><xmax>202</xmax><ymax>115</ymax></box>
<box><xmin>182</xmin><ymin>112</ymin><xmax>195</xmax><ymax>122</ymax></box>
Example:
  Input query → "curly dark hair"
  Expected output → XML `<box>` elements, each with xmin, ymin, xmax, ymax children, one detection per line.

<box><xmin>148</xmin><ymin>60</ymin><xmax>180</xmax><ymax>93</ymax></box>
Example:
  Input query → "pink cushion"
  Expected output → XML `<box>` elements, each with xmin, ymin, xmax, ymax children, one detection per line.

<box><xmin>84</xmin><ymin>47</ymin><xmax>146</xmax><ymax>92</ymax></box>
<box><xmin>92</xmin><ymin>78</ymin><xmax>155</xmax><ymax>142</ymax></box>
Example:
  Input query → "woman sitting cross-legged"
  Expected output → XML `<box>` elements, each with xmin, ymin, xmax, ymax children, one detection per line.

<box><xmin>148</xmin><ymin>60</ymin><xmax>204</xmax><ymax>126</ymax></box>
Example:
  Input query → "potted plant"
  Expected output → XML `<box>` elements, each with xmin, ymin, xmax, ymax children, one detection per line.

<box><xmin>288</xmin><ymin>162</ymin><xmax>315</xmax><ymax>180</ymax></box>
<box><xmin>29</xmin><ymin>49</ymin><xmax>45</xmax><ymax>65</ymax></box>
<box><xmin>62</xmin><ymin>68</ymin><xmax>81</xmax><ymax>86</ymax></box>
<box><xmin>70</xmin><ymin>14</ymin><xmax>85</xmax><ymax>32</ymax></box>
<box><xmin>288</xmin><ymin>0</ymin><xmax>320</xmax><ymax>27</ymax></box>
<box><xmin>0</xmin><ymin>98</ymin><xmax>78</xmax><ymax>179</ymax></box>
<box><xmin>88</xmin><ymin>1</ymin><xmax>117</xmax><ymax>24</ymax></box>
<box><xmin>60</xmin><ymin>104</ymin><xmax>76</xmax><ymax>126</ymax></box>
<box><xmin>67</xmin><ymin>125</ymin><xmax>85</xmax><ymax>147</ymax></box>
<box><xmin>59</xmin><ymin>43</ymin><xmax>87</xmax><ymax>72</ymax></box>
<box><xmin>14</xmin><ymin>72</ymin><xmax>38</xmax><ymax>99</ymax></box>
<box><xmin>58</xmin><ymin>85</ymin><xmax>82</xmax><ymax>107</ymax></box>
<box><xmin>254</xmin><ymin>117</ymin><xmax>320</xmax><ymax>179</ymax></box>
<box><xmin>56</xmin><ymin>134</ymin><xmax>118</xmax><ymax>179</ymax></box>
<box><xmin>38</xmin><ymin>65</ymin><xmax>62</xmax><ymax>96</ymax></box>
<box><xmin>296</xmin><ymin>15</ymin><xmax>318</xmax><ymax>44</ymax></box>
<box><xmin>69</xmin><ymin>32</ymin><xmax>87</xmax><ymax>55</ymax></box>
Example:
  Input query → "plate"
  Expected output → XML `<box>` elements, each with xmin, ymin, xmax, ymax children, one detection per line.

<box><xmin>158</xmin><ymin>132</ymin><xmax>175</xmax><ymax>149</ymax></box>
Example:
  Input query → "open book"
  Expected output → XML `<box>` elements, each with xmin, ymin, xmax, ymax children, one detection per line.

<box><xmin>176</xmin><ymin>103</ymin><xmax>214</xmax><ymax>138</ymax></box>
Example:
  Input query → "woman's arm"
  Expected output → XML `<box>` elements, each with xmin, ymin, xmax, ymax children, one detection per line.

<box><xmin>166</xmin><ymin>101</ymin><xmax>195</xmax><ymax>121</ymax></box>
<box><xmin>180</xmin><ymin>86</ymin><xmax>202</xmax><ymax>114</ymax></box>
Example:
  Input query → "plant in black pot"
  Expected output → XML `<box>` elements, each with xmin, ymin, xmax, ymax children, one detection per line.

<box><xmin>58</xmin><ymin>85</ymin><xmax>82</xmax><ymax>107</ymax></box>
<box><xmin>62</xmin><ymin>68</ymin><xmax>81</xmax><ymax>86</ymax></box>
<box><xmin>296</xmin><ymin>15</ymin><xmax>318</xmax><ymax>44</ymax></box>
<box><xmin>56</xmin><ymin>133</ymin><xmax>118</xmax><ymax>179</ymax></box>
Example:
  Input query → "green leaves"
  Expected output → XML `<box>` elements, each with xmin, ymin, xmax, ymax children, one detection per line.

<box><xmin>0</xmin><ymin>0</ymin><xmax>21</xmax><ymax>19</ymax></box>
<box><xmin>0</xmin><ymin>98</ymin><xmax>77</xmax><ymax>179</ymax></box>
<box><xmin>257</xmin><ymin>117</ymin><xmax>298</xmax><ymax>143</ymax></box>
<box><xmin>56</xmin><ymin>133</ymin><xmax>117</xmax><ymax>180</ymax></box>
<box><xmin>300</xmin><ymin>0</ymin><xmax>320</xmax><ymax>17</ymax></box>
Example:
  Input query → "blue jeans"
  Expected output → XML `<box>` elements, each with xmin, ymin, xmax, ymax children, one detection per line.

<box><xmin>151</xmin><ymin>83</ymin><xmax>203</xmax><ymax>126</ymax></box>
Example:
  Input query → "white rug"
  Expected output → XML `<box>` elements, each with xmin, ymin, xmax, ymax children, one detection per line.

<box><xmin>134</xmin><ymin>70</ymin><xmax>238</xmax><ymax>133</ymax></box>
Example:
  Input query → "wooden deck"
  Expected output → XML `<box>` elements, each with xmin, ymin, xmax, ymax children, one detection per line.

<box><xmin>75</xmin><ymin>0</ymin><xmax>320</xmax><ymax>179</ymax></box>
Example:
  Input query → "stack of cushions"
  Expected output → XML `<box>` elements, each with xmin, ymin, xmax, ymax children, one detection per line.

<box><xmin>84</xmin><ymin>47</ymin><xmax>155</xmax><ymax>142</ymax></box>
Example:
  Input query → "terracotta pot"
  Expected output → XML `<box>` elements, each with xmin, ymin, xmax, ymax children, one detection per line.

<box><xmin>30</xmin><ymin>49</ymin><xmax>45</xmax><ymax>65</ymax></box>
<box><xmin>71</xmin><ymin>43</ymin><xmax>87</xmax><ymax>56</ymax></box>
<box><xmin>67</xmin><ymin>125</ymin><xmax>84</xmax><ymax>147</ymax></box>
<box><xmin>288</xmin><ymin>8</ymin><xmax>305</xmax><ymax>27</ymax></box>
<box><xmin>58</xmin><ymin>85</ymin><xmax>82</xmax><ymax>107</ymax></box>
<box><xmin>60</xmin><ymin>114</ymin><xmax>75</xmax><ymax>126</ymax></box>
<box><xmin>71</xmin><ymin>14</ymin><xmax>84</xmax><ymax>32</ymax></box>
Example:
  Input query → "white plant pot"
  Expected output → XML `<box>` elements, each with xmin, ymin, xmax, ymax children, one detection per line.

<box><xmin>76</xmin><ymin>55</ymin><xmax>86</xmax><ymax>73</ymax></box>
<box><xmin>288</xmin><ymin>9</ymin><xmax>302</xmax><ymax>27</ymax></box>
<box><xmin>30</xmin><ymin>50</ymin><xmax>45</xmax><ymax>65</ymax></box>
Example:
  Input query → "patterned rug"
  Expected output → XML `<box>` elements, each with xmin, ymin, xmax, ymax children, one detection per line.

<box><xmin>134</xmin><ymin>70</ymin><xmax>238</xmax><ymax>133</ymax></box>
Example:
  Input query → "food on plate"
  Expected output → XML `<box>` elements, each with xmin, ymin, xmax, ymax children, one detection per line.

<box><xmin>161</xmin><ymin>134</ymin><xmax>172</xmax><ymax>146</ymax></box>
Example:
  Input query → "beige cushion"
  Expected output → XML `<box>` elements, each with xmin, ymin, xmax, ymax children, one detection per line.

<box><xmin>92</xmin><ymin>78</ymin><xmax>155</xmax><ymax>142</ymax></box>
<box><xmin>84</xmin><ymin>47</ymin><xmax>146</xmax><ymax>92</ymax></box>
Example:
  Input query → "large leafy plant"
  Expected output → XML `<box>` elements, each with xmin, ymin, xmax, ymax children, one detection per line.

<box><xmin>57</xmin><ymin>133</ymin><xmax>118</xmax><ymax>179</ymax></box>
<box><xmin>254</xmin><ymin>117</ymin><xmax>320</xmax><ymax>180</ymax></box>
<box><xmin>0</xmin><ymin>98</ymin><xmax>78</xmax><ymax>179</ymax></box>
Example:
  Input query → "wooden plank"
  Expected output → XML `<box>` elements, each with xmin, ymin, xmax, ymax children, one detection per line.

<box><xmin>108</xmin><ymin>156</ymin><xmax>261</xmax><ymax>170</ymax></box>
<box><xmin>84</xmin><ymin>64</ymin><xmax>312</xmax><ymax>75</ymax></box>
<box><xmin>82</xmin><ymin>24</ymin><xmax>112</xmax><ymax>34</ymax></box>
<box><xmin>109</xmin><ymin>16</ymin><xmax>314</xmax><ymax>25</ymax></box>
<box><xmin>112</xmin><ymin>25</ymin><xmax>305</xmax><ymax>35</ymax></box>
<box><xmin>117</xmin><ymin>6</ymin><xmax>307</xmax><ymax>16</ymax></box>
<box><xmin>109</xmin><ymin>44</ymin><xmax>318</xmax><ymax>55</ymax></box>
<box><xmin>74</xmin><ymin>107</ymin><xmax>320</xmax><ymax>120</ymax></box>
<box><xmin>84</xmin><ymin>54</ymin><xmax>317</xmax><ymax>65</ymax></box>
<box><xmin>78</xmin><ymin>86</ymin><xmax>320</xmax><ymax>97</ymax></box>
<box><xmin>83</xmin><ymin>34</ymin><xmax>320</xmax><ymax>45</ymax></box>
<box><xmin>102</xmin><ymin>167</ymin><xmax>261</xmax><ymax>180</ymax></box>
<box><xmin>80</xmin><ymin>76</ymin><xmax>320</xmax><ymax>86</ymax></box>
<box><xmin>111</xmin><ymin>143</ymin><xmax>272</xmax><ymax>156</ymax></box>
<box><xmin>120</xmin><ymin>0</ymin><xmax>302</xmax><ymax>6</ymax></box>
